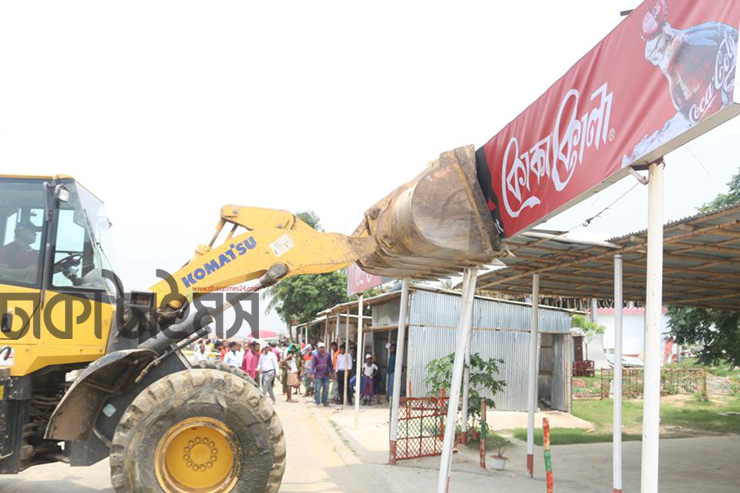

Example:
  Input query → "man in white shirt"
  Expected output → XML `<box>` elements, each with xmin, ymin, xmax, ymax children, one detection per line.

<box><xmin>335</xmin><ymin>344</ymin><xmax>353</xmax><ymax>405</ymax></box>
<box><xmin>224</xmin><ymin>342</ymin><xmax>242</xmax><ymax>367</ymax></box>
<box><xmin>234</xmin><ymin>342</ymin><xmax>245</xmax><ymax>365</ymax></box>
<box><xmin>193</xmin><ymin>343</ymin><xmax>209</xmax><ymax>364</ymax></box>
<box><xmin>257</xmin><ymin>345</ymin><xmax>279</xmax><ymax>404</ymax></box>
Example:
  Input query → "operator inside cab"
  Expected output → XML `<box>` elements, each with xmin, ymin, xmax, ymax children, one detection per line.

<box><xmin>0</xmin><ymin>220</ymin><xmax>41</xmax><ymax>284</ymax></box>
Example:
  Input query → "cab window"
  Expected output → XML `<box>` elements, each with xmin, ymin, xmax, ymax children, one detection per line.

<box><xmin>51</xmin><ymin>184</ymin><xmax>113</xmax><ymax>291</ymax></box>
<box><xmin>0</xmin><ymin>180</ymin><xmax>45</xmax><ymax>287</ymax></box>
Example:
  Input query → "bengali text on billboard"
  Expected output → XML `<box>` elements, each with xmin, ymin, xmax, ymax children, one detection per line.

<box><xmin>476</xmin><ymin>0</ymin><xmax>740</xmax><ymax>238</ymax></box>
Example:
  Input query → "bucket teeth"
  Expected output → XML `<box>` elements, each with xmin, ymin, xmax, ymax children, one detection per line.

<box><xmin>353</xmin><ymin>145</ymin><xmax>509</xmax><ymax>279</ymax></box>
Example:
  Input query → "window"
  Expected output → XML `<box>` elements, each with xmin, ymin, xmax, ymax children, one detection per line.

<box><xmin>0</xmin><ymin>180</ymin><xmax>45</xmax><ymax>287</ymax></box>
<box><xmin>51</xmin><ymin>183</ymin><xmax>116</xmax><ymax>292</ymax></box>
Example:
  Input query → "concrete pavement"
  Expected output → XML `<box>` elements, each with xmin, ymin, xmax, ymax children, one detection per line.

<box><xmin>0</xmin><ymin>393</ymin><xmax>737</xmax><ymax>492</ymax></box>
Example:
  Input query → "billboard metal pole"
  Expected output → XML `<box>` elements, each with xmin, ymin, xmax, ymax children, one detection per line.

<box><xmin>526</xmin><ymin>273</ymin><xmax>540</xmax><ymax>478</ymax></box>
<box><xmin>344</xmin><ymin>309</ymin><xmax>350</xmax><ymax>406</ymax></box>
<box><xmin>354</xmin><ymin>294</ymin><xmax>364</xmax><ymax>430</ymax></box>
<box><xmin>613</xmin><ymin>254</ymin><xmax>623</xmax><ymax>493</ymax></box>
<box><xmin>389</xmin><ymin>278</ymin><xmax>410</xmax><ymax>465</ymax></box>
<box><xmin>641</xmin><ymin>160</ymin><xmax>664</xmax><ymax>493</ymax></box>
<box><xmin>459</xmin><ymin>272</ymin><xmax>474</xmax><ymax>446</ymax></box>
<box><xmin>437</xmin><ymin>268</ymin><xmax>477</xmax><ymax>493</ymax></box>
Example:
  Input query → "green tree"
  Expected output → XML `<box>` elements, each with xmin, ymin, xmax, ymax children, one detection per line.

<box><xmin>425</xmin><ymin>353</ymin><xmax>506</xmax><ymax>420</ymax></box>
<box><xmin>572</xmin><ymin>314</ymin><xmax>605</xmax><ymax>360</ymax></box>
<box><xmin>698</xmin><ymin>171</ymin><xmax>740</xmax><ymax>212</ymax></box>
<box><xmin>264</xmin><ymin>211</ymin><xmax>349</xmax><ymax>340</ymax></box>
<box><xmin>668</xmin><ymin>307</ymin><xmax>740</xmax><ymax>367</ymax></box>
<box><xmin>669</xmin><ymin>172</ymin><xmax>740</xmax><ymax>367</ymax></box>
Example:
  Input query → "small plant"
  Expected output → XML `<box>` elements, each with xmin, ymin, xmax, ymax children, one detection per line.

<box><xmin>730</xmin><ymin>382</ymin><xmax>740</xmax><ymax>397</ymax></box>
<box><xmin>488</xmin><ymin>433</ymin><xmax>511</xmax><ymax>458</ymax></box>
<box><xmin>692</xmin><ymin>392</ymin><xmax>710</xmax><ymax>404</ymax></box>
<box><xmin>425</xmin><ymin>353</ymin><xmax>506</xmax><ymax>420</ymax></box>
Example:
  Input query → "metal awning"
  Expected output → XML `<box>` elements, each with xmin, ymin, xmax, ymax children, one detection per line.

<box><xmin>476</xmin><ymin>203</ymin><xmax>740</xmax><ymax>311</ymax></box>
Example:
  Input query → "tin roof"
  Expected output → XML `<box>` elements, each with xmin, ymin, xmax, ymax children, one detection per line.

<box><xmin>476</xmin><ymin>202</ymin><xmax>740</xmax><ymax>311</ymax></box>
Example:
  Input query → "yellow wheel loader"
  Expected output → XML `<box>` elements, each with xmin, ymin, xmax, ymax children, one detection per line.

<box><xmin>0</xmin><ymin>146</ymin><xmax>505</xmax><ymax>492</ymax></box>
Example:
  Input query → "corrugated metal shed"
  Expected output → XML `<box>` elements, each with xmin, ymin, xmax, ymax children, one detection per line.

<box><xmin>476</xmin><ymin>203</ymin><xmax>740</xmax><ymax>311</ymax></box>
<box><xmin>407</xmin><ymin>325</ymin><xmax>536</xmax><ymax>411</ymax></box>
<box><xmin>369</xmin><ymin>285</ymin><xmax>573</xmax><ymax>412</ymax></box>
<box><xmin>408</xmin><ymin>289</ymin><xmax>571</xmax><ymax>333</ymax></box>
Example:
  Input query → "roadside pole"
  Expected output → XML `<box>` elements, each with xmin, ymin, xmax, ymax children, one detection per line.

<box><xmin>614</xmin><ymin>254</ymin><xmax>623</xmax><ymax>493</ymax></box>
<box><xmin>389</xmin><ymin>278</ymin><xmax>410</xmax><ymax>465</ymax></box>
<box><xmin>526</xmin><ymin>273</ymin><xmax>540</xmax><ymax>478</ymax></box>
<box><xmin>437</xmin><ymin>267</ymin><xmax>478</xmax><ymax>493</ymax></box>
<box><xmin>354</xmin><ymin>295</ymin><xmax>364</xmax><ymax>430</ymax></box>
<box><xmin>344</xmin><ymin>309</ymin><xmax>349</xmax><ymax>406</ymax></box>
<box><xmin>459</xmin><ymin>271</ymin><xmax>474</xmax><ymax>446</ymax></box>
<box><xmin>641</xmin><ymin>160</ymin><xmax>664</xmax><ymax>493</ymax></box>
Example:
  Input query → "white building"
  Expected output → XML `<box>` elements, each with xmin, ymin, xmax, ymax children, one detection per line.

<box><xmin>592</xmin><ymin>307</ymin><xmax>679</xmax><ymax>367</ymax></box>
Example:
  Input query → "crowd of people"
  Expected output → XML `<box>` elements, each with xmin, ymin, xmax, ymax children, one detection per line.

<box><xmin>191</xmin><ymin>338</ymin><xmax>398</xmax><ymax>408</ymax></box>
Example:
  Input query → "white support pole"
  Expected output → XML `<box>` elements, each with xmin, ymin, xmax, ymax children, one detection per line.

<box><xmin>641</xmin><ymin>160</ymin><xmax>664</xmax><ymax>493</ymax></box>
<box><xmin>459</xmin><ymin>272</ymin><xmax>474</xmax><ymax>445</ymax></box>
<box><xmin>614</xmin><ymin>254</ymin><xmax>624</xmax><ymax>493</ymax></box>
<box><xmin>389</xmin><ymin>278</ymin><xmax>410</xmax><ymax>465</ymax></box>
<box><xmin>354</xmin><ymin>295</ymin><xmax>364</xmax><ymax>429</ymax></box>
<box><xmin>335</xmin><ymin>313</ymin><xmax>340</xmax><ymax>344</ymax></box>
<box><xmin>437</xmin><ymin>267</ymin><xmax>478</xmax><ymax>493</ymax></box>
<box><xmin>344</xmin><ymin>310</ymin><xmax>350</xmax><ymax>406</ymax></box>
<box><xmin>526</xmin><ymin>273</ymin><xmax>540</xmax><ymax>478</ymax></box>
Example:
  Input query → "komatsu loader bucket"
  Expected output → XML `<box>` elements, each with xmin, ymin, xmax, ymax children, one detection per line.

<box><xmin>354</xmin><ymin>145</ymin><xmax>508</xmax><ymax>279</ymax></box>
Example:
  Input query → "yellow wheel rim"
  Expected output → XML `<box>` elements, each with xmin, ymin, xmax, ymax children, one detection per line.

<box><xmin>155</xmin><ymin>417</ymin><xmax>241</xmax><ymax>493</ymax></box>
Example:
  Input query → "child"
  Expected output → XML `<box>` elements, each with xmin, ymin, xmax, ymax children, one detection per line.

<box><xmin>361</xmin><ymin>354</ymin><xmax>378</xmax><ymax>405</ymax></box>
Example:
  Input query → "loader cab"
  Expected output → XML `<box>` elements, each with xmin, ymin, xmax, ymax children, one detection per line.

<box><xmin>0</xmin><ymin>175</ymin><xmax>118</xmax><ymax>377</ymax></box>
<box><xmin>0</xmin><ymin>176</ymin><xmax>117</xmax><ymax>294</ymax></box>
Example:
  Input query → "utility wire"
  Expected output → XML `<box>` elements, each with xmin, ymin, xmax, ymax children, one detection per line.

<box><xmin>683</xmin><ymin>145</ymin><xmax>712</xmax><ymax>179</ymax></box>
<box><xmin>567</xmin><ymin>181</ymin><xmax>641</xmax><ymax>233</ymax></box>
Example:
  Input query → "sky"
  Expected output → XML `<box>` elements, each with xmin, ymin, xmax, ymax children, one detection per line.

<box><xmin>1</xmin><ymin>1</ymin><xmax>738</xmax><ymax>335</ymax></box>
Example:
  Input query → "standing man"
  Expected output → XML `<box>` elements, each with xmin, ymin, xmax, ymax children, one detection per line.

<box><xmin>330</xmin><ymin>341</ymin><xmax>340</xmax><ymax>402</ymax></box>
<box><xmin>335</xmin><ymin>344</ymin><xmax>353</xmax><ymax>405</ymax></box>
<box><xmin>224</xmin><ymin>342</ymin><xmax>241</xmax><ymax>367</ymax></box>
<box><xmin>257</xmin><ymin>345</ymin><xmax>279</xmax><ymax>404</ymax></box>
<box><xmin>303</xmin><ymin>344</ymin><xmax>314</xmax><ymax>396</ymax></box>
<box><xmin>311</xmin><ymin>342</ymin><xmax>334</xmax><ymax>407</ymax></box>
<box><xmin>387</xmin><ymin>343</ymin><xmax>397</xmax><ymax>405</ymax></box>
<box><xmin>193</xmin><ymin>343</ymin><xmax>209</xmax><ymax>364</ymax></box>
<box><xmin>235</xmin><ymin>342</ymin><xmax>245</xmax><ymax>364</ymax></box>
<box><xmin>241</xmin><ymin>341</ymin><xmax>261</xmax><ymax>382</ymax></box>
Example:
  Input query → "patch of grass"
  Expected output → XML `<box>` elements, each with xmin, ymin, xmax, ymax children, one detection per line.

<box><xmin>569</xmin><ymin>396</ymin><xmax>740</xmax><ymax>436</ymax></box>
<box><xmin>511</xmin><ymin>428</ymin><xmax>641</xmax><ymax>446</ymax></box>
<box><xmin>572</xmin><ymin>399</ymin><xmax>643</xmax><ymax>432</ymax></box>
<box><xmin>661</xmin><ymin>397</ymin><xmax>740</xmax><ymax>434</ymax></box>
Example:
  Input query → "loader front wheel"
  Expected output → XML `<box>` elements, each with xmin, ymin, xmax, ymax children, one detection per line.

<box><xmin>110</xmin><ymin>369</ymin><xmax>285</xmax><ymax>493</ymax></box>
<box><xmin>193</xmin><ymin>359</ymin><xmax>259</xmax><ymax>388</ymax></box>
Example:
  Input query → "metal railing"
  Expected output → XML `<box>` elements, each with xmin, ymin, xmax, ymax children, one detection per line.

<box><xmin>599</xmin><ymin>368</ymin><xmax>706</xmax><ymax>399</ymax></box>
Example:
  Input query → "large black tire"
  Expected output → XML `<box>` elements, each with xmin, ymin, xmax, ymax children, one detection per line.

<box><xmin>193</xmin><ymin>360</ymin><xmax>259</xmax><ymax>388</ymax></box>
<box><xmin>110</xmin><ymin>369</ymin><xmax>285</xmax><ymax>493</ymax></box>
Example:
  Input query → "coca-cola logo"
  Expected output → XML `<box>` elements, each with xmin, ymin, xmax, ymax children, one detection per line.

<box><xmin>501</xmin><ymin>82</ymin><xmax>614</xmax><ymax>219</ymax></box>
<box><xmin>689</xmin><ymin>30</ymin><xmax>737</xmax><ymax>125</ymax></box>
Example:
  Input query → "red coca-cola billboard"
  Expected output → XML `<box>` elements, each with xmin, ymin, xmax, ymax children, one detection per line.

<box><xmin>346</xmin><ymin>263</ymin><xmax>390</xmax><ymax>297</ymax></box>
<box><xmin>476</xmin><ymin>0</ymin><xmax>740</xmax><ymax>238</ymax></box>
